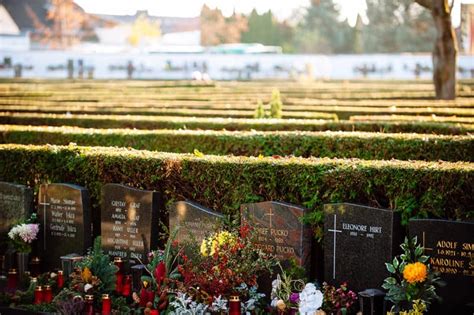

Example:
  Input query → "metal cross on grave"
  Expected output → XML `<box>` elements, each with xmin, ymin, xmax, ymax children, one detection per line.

<box><xmin>328</xmin><ymin>214</ymin><xmax>342</xmax><ymax>279</ymax></box>
<box><xmin>421</xmin><ymin>231</ymin><xmax>433</xmax><ymax>253</ymax></box>
<box><xmin>263</xmin><ymin>206</ymin><xmax>274</xmax><ymax>229</ymax></box>
<box><xmin>39</xmin><ymin>187</ymin><xmax>50</xmax><ymax>250</ymax></box>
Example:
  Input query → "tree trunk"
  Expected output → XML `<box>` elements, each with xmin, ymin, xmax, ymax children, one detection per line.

<box><xmin>431</xmin><ymin>0</ymin><xmax>457</xmax><ymax>99</ymax></box>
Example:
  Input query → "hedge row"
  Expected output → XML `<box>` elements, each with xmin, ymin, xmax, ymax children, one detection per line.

<box><xmin>350</xmin><ymin>115</ymin><xmax>474</xmax><ymax>124</ymax></box>
<box><xmin>1</xmin><ymin>104</ymin><xmax>472</xmax><ymax>121</ymax></box>
<box><xmin>1</xmin><ymin>112</ymin><xmax>473</xmax><ymax>135</ymax></box>
<box><xmin>1</xmin><ymin>125</ymin><xmax>472</xmax><ymax>162</ymax></box>
<box><xmin>0</xmin><ymin>144</ymin><xmax>472</xmax><ymax>239</ymax></box>
<box><xmin>0</xmin><ymin>106</ymin><xmax>338</xmax><ymax>120</ymax></box>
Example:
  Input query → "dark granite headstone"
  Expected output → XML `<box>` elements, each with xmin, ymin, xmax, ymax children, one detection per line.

<box><xmin>169</xmin><ymin>201</ymin><xmax>223</xmax><ymax>244</ymax></box>
<box><xmin>0</xmin><ymin>182</ymin><xmax>33</xmax><ymax>242</ymax></box>
<box><xmin>241</xmin><ymin>201</ymin><xmax>312</xmax><ymax>269</ymax></box>
<box><xmin>323</xmin><ymin>203</ymin><xmax>402</xmax><ymax>292</ymax></box>
<box><xmin>101</xmin><ymin>184</ymin><xmax>163</xmax><ymax>262</ymax></box>
<box><xmin>409</xmin><ymin>219</ymin><xmax>474</xmax><ymax>314</ymax></box>
<box><xmin>38</xmin><ymin>183</ymin><xmax>92</xmax><ymax>269</ymax></box>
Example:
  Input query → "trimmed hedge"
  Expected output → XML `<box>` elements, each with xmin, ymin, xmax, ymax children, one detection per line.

<box><xmin>1</xmin><ymin>112</ymin><xmax>473</xmax><ymax>135</ymax></box>
<box><xmin>350</xmin><ymin>115</ymin><xmax>474</xmax><ymax>124</ymax></box>
<box><xmin>1</xmin><ymin>104</ymin><xmax>472</xmax><ymax>121</ymax></box>
<box><xmin>0</xmin><ymin>144</ymin><xmax>472</xmax><ymax>239</ymax></box>
<box><xmin>1</xmin><ymin>125</ymin><xmax>473</xmax><ymax>162</ymax></box>
<box><xmin>0</xmin><ymin>106</ymin><xmax>337</xmax><ymax>120</ymax></box>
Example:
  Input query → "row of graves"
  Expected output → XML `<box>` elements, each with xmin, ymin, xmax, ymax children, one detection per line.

<box><xmin>0</xmin><ymin>181</ymin><xmax>472</xmax><ymax>314</ymax></box>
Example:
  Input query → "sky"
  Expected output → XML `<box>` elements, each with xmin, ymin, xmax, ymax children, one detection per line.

<box><xmin>74</xmin><ymin>0</ymin><xmax>473</xmax><ymax>27</ymax></box>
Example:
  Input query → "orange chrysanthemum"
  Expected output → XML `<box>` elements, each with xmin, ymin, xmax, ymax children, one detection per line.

<box><xmin>81</xmin><ymin>267</ymin><xmax>92</xmax><ymax>283</ymax></box>
<box><xmin>403</xmin><ymin>262</ymin><xmax>427</xmax><ymax>284</ymax></box>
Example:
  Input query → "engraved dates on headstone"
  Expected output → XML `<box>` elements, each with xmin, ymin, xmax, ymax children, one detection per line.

<box><xmin>0</xmin><ymin>182</ymin><xmax>33</xmax><ymax>237</ymax></box>
<box><xmin>101</xmin><ymin>184</ymin><xmax>163</xmax><ymax>262</ymax></box>
<box><xmin>241</xmin><ymin>201</ymin><xmax>312</xmax><ymax>269</ymax></box>
<box><xmin>323</xmin><ymin>203</ymin><xmax>402</xmax><ymax>292</ymax></box>
<box><xmin>38</xmin><ymin>183</ymin><xmax>92</xmax><ymax>269</ymax></box>
<box><xmin>409</xmin><ymin>219</ymin><xmax>474</xmax><ymax>314</ymax></box>
<box><xmin>169</xmin><ymin>201</ymin><xmax>223</xmax><ymax>244</ymax></box>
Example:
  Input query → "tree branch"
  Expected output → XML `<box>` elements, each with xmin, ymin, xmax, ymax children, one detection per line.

<box><xmin>449</xmin><ymin>0</ymin><xmax>455</xmax><ymax>14</ymax></box>
<box><xmin>414</xmin><ymin>0</ymin><xmax>433</xmax><ymax>10</ymax></box>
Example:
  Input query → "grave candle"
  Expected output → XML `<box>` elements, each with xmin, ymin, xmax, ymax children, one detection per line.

<box><xmin>85</xmin><ymin>294</ymin><xmax>94</xmax><ymax>315</ymax></box>
<box><xmin>150</xmin><ymin>310</ymin><xmax>159</xmax><ymax>315</ymax></box>
<box><xmin>122</xmin><ymin>275</ymin><xmax>132</xmax><ymax>296</ymax></box>
<box><xmin>114</xmin><ymin>257</ymin><xmax>124</xmax><ymax>294</ymax></box>
<box><xmin>229</xmin><ymin>295</ymin><xmax>241</xmax><ymax>315</ymax></box>
<box><xmin>44</xmin><ymin>285</ymin><xmax>53</xmax><ymax>303</ymax></box>
<box><xmin>102</xmin><ymin>294</ymin><xmax>111</xmax><ymax>315</ymax></box>
<box><xmin>0</xmin><ymin>255</ymin><xmax>5</xmax><ymax>275</ymax></box>
<box><xmin>7</xmin><ymin>269</ymin><xmax>18</xmax><ymax>290</ymax></box>
<box><xmin>57</xmin><ymin>270</ymin><xmax>64</xmax><ymax>289</ymax></box>
<box><xmin>30</xmin><ymin>256</ymin><xmax>41</xmax><ymax>277</ymax></box>
<box><xmin>34</xmin><ymin>286</ymin><xmax>43</xmax><ymax>304</ymax></box>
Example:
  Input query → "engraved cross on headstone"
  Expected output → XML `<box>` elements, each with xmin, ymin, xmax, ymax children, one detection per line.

<box><xmin>328</xmin><ymin>214</ymin><xmax>342</xmax><ymax>279</ymax></box>
<box><xmin>263</xmin><ymin>206</ymin><xmax>274</xmax><ymax>229</ymax></box>
<box><xmin>39</xmin><ymin>191</ymin><xmax>50</xmax><ymax>250</ymax></box>
<box><xmin>422</xmin><ymin>231</ymin><xmax>433</xmax><ymax>253</ymax></box>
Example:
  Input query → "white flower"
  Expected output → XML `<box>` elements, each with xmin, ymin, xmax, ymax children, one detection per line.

<box><xmin>8</xmin><ymin>224</ymin><xmax>39</xmax><ymax>243</ymax></box>
<box><xmin>298</xmin><ymin>283</ymin><xmax>323</xmax><ymax>315</ymax></box>
<box><xmin>84</xmin><ymin>283</ymin><xmax>93</xmax><ymax>292</ymax></box>
<box><xmin>210</xmin><ymin>295</ymin><xmax>227</xmax><ymax>312</ymax></box>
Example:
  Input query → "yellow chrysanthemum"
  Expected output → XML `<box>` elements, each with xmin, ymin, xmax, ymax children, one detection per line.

<box><xmin>200</xmin><ymin>239</ymin><xmax>208</xmax><ymax>256</ymax></box>
<box><xmin>403</xmin><ymin>262</ymin><xmax>427</xmax><ymax>284</ymax></box>
<box><xmin>216</xmin><ymin>231</ymin><xmax>235</xmax><ymax>246</ymax></box>
<box><xmin>209</xmin><ymin>239</ymin><xmax>218</xmax><ymax>256</ymax></box>
<box><xmin>82</xmin><ymin>267</ymin><xmax>92</xmax><ymax>283</ymax></box>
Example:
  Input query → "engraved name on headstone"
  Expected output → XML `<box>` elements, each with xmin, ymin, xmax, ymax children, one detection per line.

<box><xmin>38</xmin><ymin>183</ymin><xmax>91</xmax><ymax>269</ymax></box>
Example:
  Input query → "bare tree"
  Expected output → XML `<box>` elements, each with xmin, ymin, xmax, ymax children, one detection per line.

<box><xmin>415</xmin><ymin>0</ymin><xmax>457</xmax><ymax>99</ymax></box>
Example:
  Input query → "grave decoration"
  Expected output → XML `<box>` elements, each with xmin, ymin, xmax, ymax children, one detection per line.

<box><xmin>7</xmin><ymin>213</ymin><xmax>39</xmax><ymax>282</ymax></box>
<box><xmin>382</xmin><ymin>237</ymin><xmax>442</xmax><ymax>314</ymax></box>
<box><xmin>269</xmin><ymin>264</ymin><xmax>358</xmax><ymax>315</ymax></box>
<box><xmin>0</xmin><ymin>182</ymin><xmax>33</xmax><ymax>248</ymax></box>
<box><xmin>0</xmin><ymin>209</ymin><xmax>395</xmax><ymax>315</ymax></box>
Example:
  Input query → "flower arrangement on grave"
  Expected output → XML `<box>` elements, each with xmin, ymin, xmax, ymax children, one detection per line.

<box><xmin>7</xmin><ymin>213</ymin><xmax>39</xmax><ymax>253</ymax></box>
<box><xmin>169</xmin><ymin>223</ymin><xmax>277</xmax><ymax>313</ymax></box>
<box><xmin>64</xmin><ymin>236</ymin><xmax>120</xmax><ymax>311</ymax></box>
<box><xmin>136</xmin><ymin>227</ymin><xmax>182</xmax><ymax>313</ymax></box>
<box><xmin>270</xmin><ymin>262</ymin><xmax>324</xmax><ymax>315</ymax></box>
<box><xmin>383</xmin><ymin>237</ymin><xmax>442</xmax><ymax>314</ymax></box>
<box><xmin>321</xmin><ymin>282</ymin><xmax>358</xmax><ymax>315</ymax></box>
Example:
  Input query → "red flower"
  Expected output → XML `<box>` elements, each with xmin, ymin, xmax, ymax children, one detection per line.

<box><xmin>154</xmin><ymin>261</ymin><xmax>166</xmax><ymax>285</ymax></box>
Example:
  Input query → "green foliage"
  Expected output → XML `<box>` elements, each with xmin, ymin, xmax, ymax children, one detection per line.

<box><xmin>269</xmin><ymin>89</ymin><xmax>283</xmax><ymax>118</ymax></box>
<box><xmin>254</xmin><ymin>100</ymin><xmax>266</xmax><ymax>118</ymax></box>
<box><xmin>362</xmin><ymin>0</ymin><xmax>436</xmax><ymax>53</ymax></box>
<box><xmin>293</xmin><ymin>1</ymin><xmax>356</xmax><ymax>53</ymax></box>
<box><xmin>1</xmin><ymin>125</ymin><xmax>473</xmax><ymax>162</ymax></box>
<box><xmin>241</xmin><ymin>10</ymin><xmax>294</xmax><ymax>52</ymax></box>
<box><xmin>0</xmin><ymin>144</ymin><xmax>472</xmax><ymax>241</ymax></box>
<box><xmin>1</xmin><ymin>113</ymin><xmax>472</xmax><ymax>134</ymax></box>
<box><xmin>75</xmin><ymin>237</ymin><xmax>118</xmax><ymax>295</ymax></box>
<box><xmin>382</xmin><ymin>237</ymin><xmax>442</xmax><ymax>312</ymax></box>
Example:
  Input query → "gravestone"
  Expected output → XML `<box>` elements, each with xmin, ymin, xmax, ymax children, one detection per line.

<box><xmin>169</xmin><ymin>201</ymin><xmax>223</xmax><ymax>244</ymax></box>
<box><xmin>409</xmin><ymin>219</ymin><xmax>474</xmax><ymax>314</ymax></box>
<box><xmin>0</xmin><ymin>182</ymin><xmax>33</xmax><ymax>247</ymax></box>
<box><xmin>101</xmin><ymin>184</ymin><xmax>163</xmax><ymax>262</ymax></box>
<box><xmin>38</xmin><ymin>183</ymin><xmax>92</xmax><ymax>269</ymax></box>
<box><xmin>323</xmin><ymin>203</ymin><xmax>402</xmax><ymax>292</ymax></box>
<box><xmin>240</xmin><ymin>201</ymin><xmax>312</xmax><ymax>269</ymax></box>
